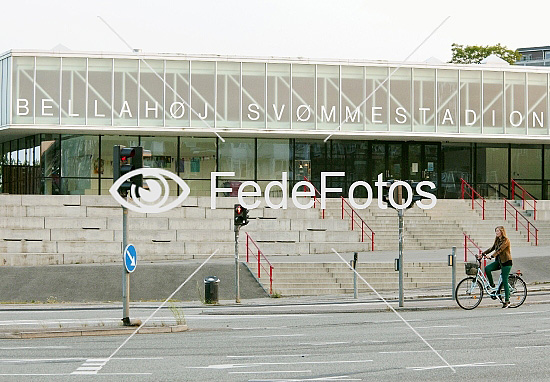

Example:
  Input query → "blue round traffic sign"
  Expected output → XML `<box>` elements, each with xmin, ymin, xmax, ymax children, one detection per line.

<box><xmin>124</xmin><ymin>244</ymin><xmax>137</xmax><ymax>273</ymax></box>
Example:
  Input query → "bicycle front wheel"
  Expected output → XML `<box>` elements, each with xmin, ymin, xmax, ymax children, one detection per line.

<box><xmin>456</xmin><ymin>277</ymin><xmax>484</xmax><ymax>310</ymax></box>
<box><xmin>498</xmin><ymin>275</ymin><xmax>527</xmax><ymax>308</ymax></box>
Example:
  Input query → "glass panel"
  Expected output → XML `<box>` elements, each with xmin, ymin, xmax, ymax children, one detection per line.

<box><xmin>390</xmin><ymin>67</ymin><xmax>412</xmax><ymax>131</ymax></box>
<box><xmin>365</xmin><ymin>66</ymin><xmax>388</xmax><ymax>131</ymax></box>
<box><xmin>408</xmin><ymin>144</ymin><xmax>422</xmax><ymax>181</ymax></box>
<box><xmin>527</xmin><ymin>73</ymin><xmax>547</xmax><ymax>135</ymax></box>
<box><xmin>257</xmin><ymin>139</ymin><xmax>290</xmax><ymax>180</ymax></box>
<box><xmin>190</xmin><ymin>61</ymin><xmax>215</xmax><ymax>128</ymax></box>
<box><xmin>292</xmin><ymin>64</ymin><xmax>315</xmax><ymax>129</ymax></box>
<box><xmin>371</xmin><ymin>143</ymin><xmax>385</xmax><ymax>186</ymax></box>
<box><xmin>242</xmin><ymin>62</ymin><xmax>265</xmax><ymax>129</ymax></box>
<box><xmin>341</xmin><ymin>66</ymin><xmax>364</xmax><ymax>131</ymax></box>
<box><xmin>316</xmin><ymin>65</ymin><xmax>339</xmax><ymax>131</ymax></box>
<box><xmin>413</xmin><ymin>68</ymin><xmax>435</xmax><ymax>132</ymax></box>
<box><xmin>35</xmin><ymin>57</ymin><xmax>60</xmax><ymax>124</ymax></box>
<box><xmin>61</xmin><ymin>135</ymin><xmax>99</xmax><ymax>178</ymax></box>
<box><xmin>267</xmin><ymin>63</ymin><xmax>290</xmax><ymax>129</ymax></box>
<box><xmin>114</xmin><ymin>59</ymin><xmax>138</xmax><ymax>126</ymax></box>
<box><xmin>12</xmin><ymin>57</ymin><xmax>34</xmax><ymax>124</ymax></box>
<box><xmin>0</xmin><ymin>59</ymin><xmax>4</xmax><ymax>125</ymax></box>
<box><xmin>179</xmin><ymin>137</ymin><xmax>216</xmax><ymax>180</ymax></box>
<box><xmin>139</xmin><ymin>60</ymin><xmax>164</xmax><ymax>127</ymax></box>
<box><xmin>476</xmin><ymin>144</ymin><xmax>508</xmax><ymax>198</ymax></box>
<box><xmin>436</xmin><ymin>69</ymin><xmax>458</xmax><ymax>133</ymax></box>
<box><xmin>329</xmin><ymin>141</ymin><xmax>369</xmax><ymax>196</ymax></box>
<box><xmin>460</xmin><ymin>70</ymin><xmax>481</xmax><ymax>133</ymax></box>
<box><xmin>141</xmin><ymin>136</ymin><xmax>178</xmax><ymax>196</ymax></box>
<box><xmin>87</xmin><ymin>58</ymin><xmax>112</xmax><ymax>125</ymax></box>
<box><xmin>99</xmin><ymin>135</ymin><xmax>139</xmax><ymax>194</ymax></box>
<box><xmin>388</xmin><ymin>143</ymin><xmax>402</xmax><ymax>179</ymax></box>
<box><xmin>442</xmin><ymin>143</ymin><xmax>471</xmax><ymax>198</ymax></box>
<box><xmin>218</xmin><ymin>138</ymin><xmax>255</xmax><ymax>192</ymax></box>
<box><xmin>165</xmin><ymin>60</ymin><xmax>190</xmax><ymax>127</ymax></box>
<box><xmin>511</xmin><ymin>145</ymin><xmax>541</xmax><ymax>181</ymax></box>
<box><xmin>505</xmin><ymin>72</ymin><xmax>526</xmax><ymax>134</ymax></box>
<box><xmin>483</xmin><ymin>71</ymin><xmax>504</xmax><ymax>134</ymax></box>
<box><xmin>216</xmin><ymin>61</ymin><xmax>240</xmax><ymax>128</ymax></box>
<box><xmin>41</xmin><ymin>134</ymin><xmax>61</xmax><ymax>195</ymax></box>
<box><xmin>293</xmin><ymin>140</ymin><xmax>325</xmax><ymax>189</ymax></box>
<box><xmin>61</xmin><ymin>58</ymin><xmax>86</xmax><ymax>125</ymax></box>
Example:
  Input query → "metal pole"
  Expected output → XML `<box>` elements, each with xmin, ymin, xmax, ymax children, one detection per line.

<box><xmin>353</xmin><ymin>252</ymin><xmax>358</xmax><ymax>299</ymax></box>
<box><xmin>234</xmin><ymin>224</ymin><xmax>241</xmax><ymax>303</ymax></box>
<box><xmin>122</xmin><ymin>206</ymin><xmax>130</xmax><ymax>326</ymax></box>
<box><xmin>451</xmin><ymin>246</ymin><xmax>456</xmax><ymax>300</ymax></box>
<box><xmin>398</xmin><ymin>208</ymin><xmax>404</xmax><ymax>307</ymax></box>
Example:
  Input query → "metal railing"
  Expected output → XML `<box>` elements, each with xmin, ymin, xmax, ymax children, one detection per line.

<box><xmin>504</xmin><ymin>199</ymin><xmax>538</xmax><ymax>245</ymax></box>
<box><xmin>303</xmin><ymin>176</ymin><xmax>324</xmax><ymax>219</ymax></box>
<box><xmin>245</xmin><ymin>233</ymin><xmax>274</xmax><ymax>295</ymax></box>
<box><xmin>511</xmin><ymin>179</ymin><xmax>537</xmax><ymax>220</ymax></box>
<box><xmin>461</xmin><ymin>178</ymin><xmax>486</xmax><ymax>220</ymax></box>
<box><xmin>463</xmin><ymin>233</ymin><xmax>485</xmax><ymax>268</ymax></box>
<box><xmin>341</xmin><ymin>196</ymin><xmax>375</xmax><ymax>250</ymax></box>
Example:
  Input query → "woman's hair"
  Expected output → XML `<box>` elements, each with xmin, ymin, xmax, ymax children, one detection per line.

<box><xmin>495</xmin><ymin>225</ymin><xmax>507</xmax><ymax>238</ymax></box>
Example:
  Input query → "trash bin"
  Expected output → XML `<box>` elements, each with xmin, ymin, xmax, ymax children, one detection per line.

<box><xmin>204</xmin><ymin>276</ymin><xmax>220</xmax><ymax>304</ymax></box>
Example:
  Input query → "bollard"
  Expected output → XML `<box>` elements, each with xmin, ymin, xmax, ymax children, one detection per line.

<box><xmin>449</xmin><ymin>246</ymin><xmax>456</xmax><ymax>300</ymax></box>
<box><xmin>351</xmin><ymin>252</ymin><xmax>358</xmax><ymax>299</ymax></box>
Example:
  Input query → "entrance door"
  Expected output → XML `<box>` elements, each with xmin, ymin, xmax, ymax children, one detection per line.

<box><xmin>407</xmin><ymin>143</ymin><xmax>439</xmax><ymax>184</ymax></box>
<box><xmin>371</xmin><ymin>142</ymin><xmax>404</xmax><ymax>188</ymax></box>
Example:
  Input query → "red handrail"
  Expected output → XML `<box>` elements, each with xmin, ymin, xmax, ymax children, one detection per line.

<box><xmin>341</xmin><ymin>196</ymin><xmax>375</xmax><ymax>251</ymax></box>
<box><xmin>504</xmin><ymin>199</ymin><xmax>538</xmax><ymax>245</ymax></box>
<box><xmin>463</xmin><ymin>233</ymin><xmax>485</xmax><ymax>268</ymax></box>
<box><xmin>303</xmin><ymin>176</ymin><xmax>324</xmax><ymax>219</ymax></box>
<box><xmin>511</xmin><ymin>179</ymin><xmax>537</xmax><ymax>220</ymax></box>
<box><xmin>245</xmin><ymin>232</ymin><xmax>274</xmax><ymax>295</ymax></box>
<box><xmin>461</xmin><ymin>178</ymin><xmax>486</xmax><ymax>220</ymax></box>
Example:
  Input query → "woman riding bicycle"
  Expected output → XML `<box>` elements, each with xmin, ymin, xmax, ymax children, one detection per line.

<box><xmin>477</xmin><ymin>226</ymin><xmax>512</xmax><ymax>308</ymax></box>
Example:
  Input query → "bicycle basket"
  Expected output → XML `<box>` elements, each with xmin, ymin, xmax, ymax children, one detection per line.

<box><xmin>465</xmin><ymin>262</ymin><xmax>479</xmax><ymax>275</ymax></box>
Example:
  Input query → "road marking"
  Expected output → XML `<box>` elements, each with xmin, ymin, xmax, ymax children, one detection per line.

<box><xmin>71</xmin><ymin>358</ymin><xmax>108</xmax><ymax>375</ymax></box>
<box><xmin>0</xmin><ymin>358</ymin><xmax>84</xmax><ymax>363</ymax></box>
<box><xmin>0</xmin><ymin>346</ymin><xmax>71</xmax><ymax>350</ymax></box>
<box><xmin>414</xmin><ymin>325</ymin><xmax>464</xmax><ymax>329</ymax></box>
<box><xmin>229</xmin><ymin>370</ymin><xmax>312</xmax><ymax>374</ymax></box>
<box><xmin>515</xmin><ymin>345</ymin><xmax>550</xmax><ymax>349</ymax></box>
<box><xmin>188</xmin><ymin>359</ymin><xmax>373</xmax><ymax>369</ymax></box>
<box><xmin>232</xmin><ymin>326</ymin><xmax>288</xmax><ymax>330</ymax></box>
<box><xmin>228</xmin><ymin>355</ymin><xmax>311</xmax><ymax>359</ymax></box>
<box><xmin>380</xmin><ymin>350</ymin><xmax>439</xmax><ymax>354</ymax></box>
<box><xmin>241</xmin><ymin>334</ymin><xmax>305</xmax><ymax>339</ymax></box>
<box><xmin>248</xmin><ymin>376</ymin><xmax>361</xmax><ymax>381</ymax></box>
<box><xmin>408</xmin><ymin>362</ymin><xmax>515</xmax><ymax>371</ymax></box>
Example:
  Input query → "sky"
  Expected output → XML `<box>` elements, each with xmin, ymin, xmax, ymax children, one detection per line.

<box><xmin>1</xmin><ymin>0</ymin><xmax>549</xmax><ymax>63</ymax></box>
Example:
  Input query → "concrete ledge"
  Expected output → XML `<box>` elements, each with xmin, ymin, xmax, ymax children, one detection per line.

<box><xmin>2</xmin><ymin>325</ymin><xmax>188</xmax><ymax>339</ymax></box>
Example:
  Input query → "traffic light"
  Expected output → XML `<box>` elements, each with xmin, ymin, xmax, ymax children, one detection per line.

<box><xmin>113</xmin><ymin>145</ymin><xmax>145</xmax><ymax>197</ymax></box>
<box><xmin>234</xmin><ymin>204</ymin><xmax>249</xmax><ymax>227</ymax></box>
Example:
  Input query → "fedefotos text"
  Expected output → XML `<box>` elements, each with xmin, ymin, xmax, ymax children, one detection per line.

<box><xmin>211</xmin><ymin>172</ymin><xmax>437</xmax><ymax>210</ymax></box>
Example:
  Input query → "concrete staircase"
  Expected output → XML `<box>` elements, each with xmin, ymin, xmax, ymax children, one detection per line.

<box><xmin>270</xmin><ymin>262</ymin><xmax>454</xmax><ymax>296</ymax></box>
<box><xmin>0</xmin><ymin>194</ymin><xmax>547</xmax><ymax>268</ymax></box>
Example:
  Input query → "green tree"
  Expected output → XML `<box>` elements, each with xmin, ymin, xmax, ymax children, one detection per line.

<box><xmin>449</xmin><ymin>43</ymin><xmax>521</xmax><ymax>65</ymax></box>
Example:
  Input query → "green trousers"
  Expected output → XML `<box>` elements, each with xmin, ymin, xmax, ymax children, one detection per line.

<box><xmin>485</xmin><ymin>261</ymin><xmax>512</xmax><ymax>302</ymax></box>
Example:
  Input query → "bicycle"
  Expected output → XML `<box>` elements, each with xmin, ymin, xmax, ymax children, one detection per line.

<box><xmin>455</xmin><ymin>256</ymin><xmax>527</xmax><ymax>310</ymax></box>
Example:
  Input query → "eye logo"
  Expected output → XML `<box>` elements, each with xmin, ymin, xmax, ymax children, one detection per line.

<box><xmin>109</xmin><ymin>168</ymin><xmax>190</xmax><ymax>214</ymax></box>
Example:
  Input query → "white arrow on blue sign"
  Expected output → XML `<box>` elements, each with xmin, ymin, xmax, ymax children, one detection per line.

<box><xmin>124</xmin><ymin>244</ymin><xmax>137</xmax><ymax>273</ymax></box>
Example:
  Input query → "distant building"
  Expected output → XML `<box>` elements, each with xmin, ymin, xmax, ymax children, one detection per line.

<box><xmin>516</xmin><ymin>46</ymin><xmax>550</xmax><ymax>66</ymax></box>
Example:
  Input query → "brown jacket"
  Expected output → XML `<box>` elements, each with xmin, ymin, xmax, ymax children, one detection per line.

<box><xmin>483</xmin><ymin>236</ymin><xmax>512</xmax><ymax>263</ymax></box>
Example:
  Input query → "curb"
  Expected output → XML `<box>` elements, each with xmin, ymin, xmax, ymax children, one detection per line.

<box><xmin>0</xmin><ymin>324</ymin><xmax>188</xmax><ymax>340</ymax></box>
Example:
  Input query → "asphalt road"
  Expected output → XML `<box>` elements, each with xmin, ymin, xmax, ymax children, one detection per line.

<box><xmin>0</xmin><ymin>300</ymin><xmax>549</xmax><ymax>381</ymax></box>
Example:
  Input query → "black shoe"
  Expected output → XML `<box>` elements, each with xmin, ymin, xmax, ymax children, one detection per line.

<box><xmin>502</xmin><ymin>301</ymin><xmax>510</xmax><ymax>309</ymax></box>
<box><xmin>490</xmin><ymin>294</ymin><xmax>497</xmax><ymax>300</ymax></box>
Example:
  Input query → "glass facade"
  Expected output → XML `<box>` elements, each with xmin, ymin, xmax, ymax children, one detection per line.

<box><xmin>3</xmin><ymin>52</ymin><xmax>549</xmax><ymax>135</ymax></box>
<box><xmin>2</xmin><ymin>52</ymin><xmax>550</xmax><ymax>199</ymax></box>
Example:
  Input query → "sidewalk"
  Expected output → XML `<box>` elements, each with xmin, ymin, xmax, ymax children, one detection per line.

<box><xmin>1</xmin><ymin>285</ymin><xmax>549</xmax><ymax>339</ymax></box>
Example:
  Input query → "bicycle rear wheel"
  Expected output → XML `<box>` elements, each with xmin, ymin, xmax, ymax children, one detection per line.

<box><xmin>456</xmin><ymin>277</ymin><xmax>484</xmax><ymax>310</ymax></box>
<box><xmin>498</xmin><ymin>275</ymin><xmax>527</xmax><ymax>308</ymax></box>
